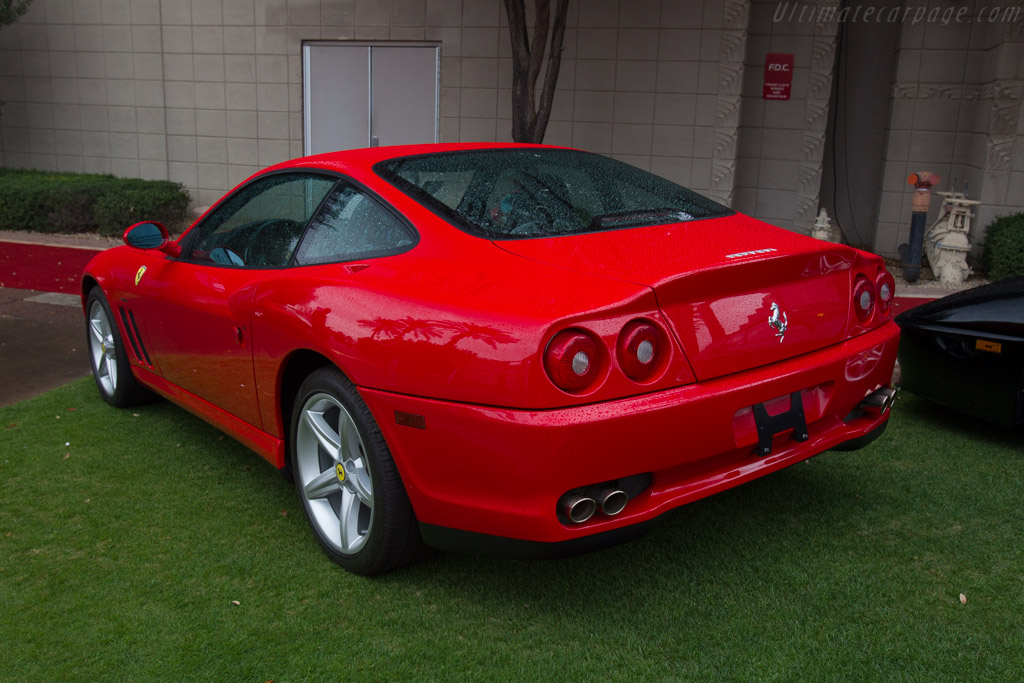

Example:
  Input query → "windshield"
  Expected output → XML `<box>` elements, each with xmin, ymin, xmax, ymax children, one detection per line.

<box><xmin>374</xmin><ymin>148</ymin><xmax>732</xmax><ymax>239</ymax></box>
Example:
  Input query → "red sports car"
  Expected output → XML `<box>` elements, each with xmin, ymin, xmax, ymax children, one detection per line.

<box><xmin>82</xmin><ymin>143</ymin><xmax>899</xmax><ymax>575</ymax></box>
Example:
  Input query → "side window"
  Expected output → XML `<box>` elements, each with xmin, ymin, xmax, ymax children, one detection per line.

<box><xmin>293</xmin><ymin>183</ymin><xmax>416</xmax><ymax>266</ymax></box>
<box><xmin>188</xmin><ymin>173</ymin><xmax>336</xmax><ymax>267</ymax></box>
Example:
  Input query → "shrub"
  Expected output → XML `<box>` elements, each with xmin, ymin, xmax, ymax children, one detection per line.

<box><xmin>93</xmin><ymin>179</ymin><xmax>191</xmax><ymax>237</ymax></box>
<box><xmin>0</xmin><ymin>169</ymin><xmax>191</xmax><ymax>237</ymax></box>
<box><xmin>981</xmin><ymin>211</ymin><xmax>1024</xmax><ymax>280</ymax></box>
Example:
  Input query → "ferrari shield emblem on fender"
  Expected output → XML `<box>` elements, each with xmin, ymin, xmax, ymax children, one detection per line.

<box><xmin>134</xmin><ymin>266</ymin><xmax>147</xmax><ymax>286</ymax></box>
<box><xmin>768</xmin><ymin>302</ymin><xmax>787</xmax><ymax>342</ymax></box>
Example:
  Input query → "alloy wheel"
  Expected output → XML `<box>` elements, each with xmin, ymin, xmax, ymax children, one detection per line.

<box><xmin>295</xmin><ymin>392</ymin><xmax>374</xmax><ymax>555</ymax></box>
<box><xmin>88</xmin><ymin>300</ymin><xmax>118</xmax><ymax>396</ymax></box>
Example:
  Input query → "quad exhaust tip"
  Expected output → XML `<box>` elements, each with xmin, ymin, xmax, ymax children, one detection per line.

<box><xmin>858</xmin><ymin>386</ymin><xmax>899</xmax><ymax>415</ymax></box>
<box><xmin>592</xmin><ymin>486</ymin><xmax>629</xmax><ymax>517</ymax></box>
<box><xmin>560</xmin><ymin>492</ymin><xmax>597</xmax><ymax>524</ymax></box>
<box><xmin>559</xmin><ymin>485</ymin><xmax>630</xmax><ymax>524</ymax></box>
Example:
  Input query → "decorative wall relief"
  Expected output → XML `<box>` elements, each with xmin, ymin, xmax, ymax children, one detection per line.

<box><xmin>708</xmin><ymin>0</ymin><xmax>750</xmax><ymax>205</ymax></box>
<box><xmin>794</xmin><ymin>2</ymin><xmax>839</xmax><ymax>233</ymax></box>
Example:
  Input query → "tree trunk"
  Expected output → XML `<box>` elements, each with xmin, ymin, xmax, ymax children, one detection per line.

<box><xmin>502</xmin><ymin>0</ymin><xmax>570</xmax><ymax>144</ymax></box>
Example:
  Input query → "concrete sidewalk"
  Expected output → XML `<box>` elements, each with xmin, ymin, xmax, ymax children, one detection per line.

<box><xmin>0</xmin><ymin>286</ymin><xmax>89</xmax><ymax>408</ymax></box>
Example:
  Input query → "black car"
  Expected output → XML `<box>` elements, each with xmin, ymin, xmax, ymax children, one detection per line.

<box><xmin>895</xmin><ymin>277</ymin><xmax>1024</xmax><ymax>429</ymax></box>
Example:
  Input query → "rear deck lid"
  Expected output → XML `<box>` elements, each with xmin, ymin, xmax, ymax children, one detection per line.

<box><xmin>496</xmin><ymin>214</ymin><xmax>856</xmax><ymax>381</ymax></box>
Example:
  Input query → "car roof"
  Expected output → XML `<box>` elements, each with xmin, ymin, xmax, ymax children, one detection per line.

<box><xmin>262</xmin><ymin>142</ymin><xmax>563</xmax><ymax>176</ymax></box>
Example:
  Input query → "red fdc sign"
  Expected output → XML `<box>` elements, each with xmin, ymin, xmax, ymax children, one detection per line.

<box><xmin>763</xmin><ymin>53</ymin><xmax>794</xmax><ymax>100</ymax></box>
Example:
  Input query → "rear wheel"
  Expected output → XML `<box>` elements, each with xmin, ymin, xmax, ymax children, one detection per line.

<box><xmin>291</xmin><ymin>367</ymin><xmax>424</xmax><ymax>575</ymax></box>
<box><xmin>85</xmin><ymin>289</ymin><xmax>150</xmax><ymax>407</ymax></box>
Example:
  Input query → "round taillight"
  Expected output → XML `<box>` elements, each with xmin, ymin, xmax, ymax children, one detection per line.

<box><xmin>853</xmin><ymin>276</ymin><xmax>875</xmax><ymax>322</ymax></box>
<box><xmin>617</xmin><ymin>320</ymin><xmax>663</xmax><ymax>382</ymax></box>
<box><xmin>544</xmin><ymin>329</ymin><xmax>602</xmax><ymax>393</ymax></box>
<box><xmin>876</xmin><ymin>271</ymin><xmax>895</xmax><ymax>312</ymax></box>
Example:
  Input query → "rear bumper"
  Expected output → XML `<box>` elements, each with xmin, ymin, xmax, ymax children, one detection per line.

<box><xmin>360</xmin><ymin>321</ymin><xmax>900</xmax><ymax>548</ymax></box>
<box><xmin>417</xmin><ymin>420</ymin><xmax>888</xmax><ymax>558</ymax></box>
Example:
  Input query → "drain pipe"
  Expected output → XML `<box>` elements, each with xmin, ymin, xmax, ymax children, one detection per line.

<box><xmin>899</xmin><ymin>171</ymin><xmax>940</xmax><ymax>283</ymax></box>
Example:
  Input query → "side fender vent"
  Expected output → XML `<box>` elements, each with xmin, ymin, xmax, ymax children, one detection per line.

<box><xmin>119</xmin><ymin>306</ymin><xmax>153</xmax><ymax>367</ymax></box>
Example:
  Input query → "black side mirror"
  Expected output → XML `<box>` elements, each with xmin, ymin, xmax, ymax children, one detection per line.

<box><xmin>123</xmin><ymin>221</ymin><xmax>181</xmax><ymax>257</ymax></box>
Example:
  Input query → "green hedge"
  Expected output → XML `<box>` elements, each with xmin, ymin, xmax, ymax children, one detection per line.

<box><xmin>981</xmin><ymin>211</ymin><xmax>1024</xmax><ymax>280</ymax></box>
<box><xmin>0</xmin><ymin>168</ymin><xmax>191</xmax><ymax>237</ymax></box>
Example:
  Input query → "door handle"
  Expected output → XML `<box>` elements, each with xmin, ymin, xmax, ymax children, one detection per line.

<box><xmin>234</xmin><ymin>326</ymin><xmax>244</xmax><ymax>345</ymax></box>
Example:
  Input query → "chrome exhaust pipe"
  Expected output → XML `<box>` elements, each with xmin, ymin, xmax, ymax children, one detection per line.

<box><xmin>591</xmin><ymin>486</ymin><xmax>629</xmax><ymax>516</ymax></box>
<box><xmin>559</xmin><ymin>491</ymin><xmax>597</xmax><ymax>524</ymax></box>
<box><xmin>858</xmin><ymin>386</ymin><xmax>899</xmax><ymax>415</ymax></box>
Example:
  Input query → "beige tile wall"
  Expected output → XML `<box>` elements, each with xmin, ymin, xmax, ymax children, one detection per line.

<box><xmin>470</xmin><ymin>0</ymin><xmax>730</xmax><ymax>195</ymax></box>
<box><xmin>6</xmin><ymin>0</ymin><xmax>1014</xmax><ymax>256</ymax></box>
<box><xmin>0</xmin><ymin>0</ymin><xmax>735</xmax><ymax>210</ymax></box>
<box><xmin>732</xmin><ymin>0</ymin><xmax>837</xmax><ymax>233</ymax></box>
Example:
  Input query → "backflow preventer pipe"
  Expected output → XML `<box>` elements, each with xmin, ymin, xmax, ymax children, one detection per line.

<box><xmin>899</xmin><ymin>171</ymin><xmax>940</xmax><ymax>283</ymax></box>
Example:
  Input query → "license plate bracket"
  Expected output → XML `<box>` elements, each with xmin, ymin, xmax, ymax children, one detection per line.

<box><xmin>751</xmin><ymin>391</ymin><xmax>809</xmax><ymax>456</ymax></box>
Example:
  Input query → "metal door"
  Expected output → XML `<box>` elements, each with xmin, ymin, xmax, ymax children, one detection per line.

<box><xmin>303</xmin><ymin>42</ymin><xmax>440</xmax><ymax>155</ymax></box>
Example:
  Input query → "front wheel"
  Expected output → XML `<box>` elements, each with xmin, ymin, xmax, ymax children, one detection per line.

<box><xmin>290</xmin><ymin>367</ymin><xmax>424</xmax><ymax>575</ymax></box>
<box><xmin>85</xmin><ymin>288</ymin><xmax>150</xmax><ymax>407</ymax></box>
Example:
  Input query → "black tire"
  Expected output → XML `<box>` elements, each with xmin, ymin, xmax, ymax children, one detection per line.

<box><xmin>290</xmin><ymin>366</ymin><xmax>425</xmax><ymax>575</ymax></box>
<box><xmin>85</xmin><ymin>288</ymin><xmax>151</xmax><ymax>408</ymax></box>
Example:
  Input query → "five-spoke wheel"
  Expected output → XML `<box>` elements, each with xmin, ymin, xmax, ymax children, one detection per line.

<box><xmin>291</xmin><ymin>367</ymin><xmax>423</xmax><ymax>575</ymax></box>
<box><xmin>88</xmin><ymin>298</ymin><xmax>119</xmax><ymax>396</ymax></box>
<box><xmin>295</xmin><ymin>392</ymin><xmax>375</xmax><ymax>555</ymax></box>
<box><xmin>84</xmin><ymin>289</ymin><xmax>149</xmax><ymax>407</ymax></box>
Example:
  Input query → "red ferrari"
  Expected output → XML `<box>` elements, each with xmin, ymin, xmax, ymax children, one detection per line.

<box><xmin>82</xmin><ymin>143</ymin><xmax>900</xmax><ymax>574</ymax></box>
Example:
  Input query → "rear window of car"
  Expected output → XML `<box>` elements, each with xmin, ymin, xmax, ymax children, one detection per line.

<box><xmin>374</xmin><ymin>148</ymin><xmax>732</xmax><ymax>239</ymax></box>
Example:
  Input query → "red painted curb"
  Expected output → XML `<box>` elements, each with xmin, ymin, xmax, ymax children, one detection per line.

<box><xmin>892</xmin><ymin>295</ymin><xmax>939</xmax><ymax>316</ymax></box>
<box><xmin>0</xmin><ymin>240</ymin><xmax>104</xmax><ymax>294</ymax></box>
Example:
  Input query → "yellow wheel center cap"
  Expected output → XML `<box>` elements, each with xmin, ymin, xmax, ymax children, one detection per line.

<box><xmin>335</xmin><ymin>463</ymin><xmax>346</xmax><ymax>483</ymax></box>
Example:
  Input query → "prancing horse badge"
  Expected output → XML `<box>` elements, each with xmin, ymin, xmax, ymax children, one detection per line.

<box><xmin>768</xmin><ymin>302</ymin><xmax>787</xmax><ymax>342</ymax></box>
<box><xmin>135</xmin><ymin>265</ymin><xmax>147</xmax><ymax>286</ymax></box>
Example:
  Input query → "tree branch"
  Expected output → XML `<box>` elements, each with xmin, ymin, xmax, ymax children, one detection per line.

<box><xmin>503</xmin><ymin>0</ymin><xmax>531</xmax><ymax>142</ymax></box>
<box><xmin>503</xmin><ymin>0</ymin><xmax>569</xmax><ymax>143</ymax></box>
<box><xmin>532</xmin><ymin>0</ymin><xmax>569</xmax><ymax>143</ymax></box>
<box><xmin>526</xmin><ymin>0</ymin><xmax>550</xmax><ymax>117</ymax></box>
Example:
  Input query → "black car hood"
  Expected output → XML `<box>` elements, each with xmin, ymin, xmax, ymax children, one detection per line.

<box><xmin>895</xmin><ymin>276</ymin><xmax>1024</xmax><ymax>339</ymax></box>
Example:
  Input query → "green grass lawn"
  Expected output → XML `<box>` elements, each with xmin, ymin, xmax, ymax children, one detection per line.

<box><xmin>2</xmin><ymin>378</ymin><xmax>1022</xmax><ymax>680</ymax></box>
